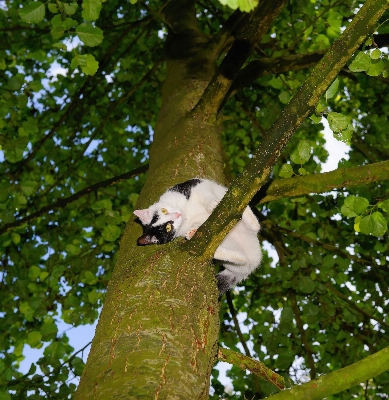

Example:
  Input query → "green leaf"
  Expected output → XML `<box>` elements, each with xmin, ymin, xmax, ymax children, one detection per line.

<box><xmin>19</xmin><ymin>302</ymin><xmax>34</xmax><ymax>321</ymax></box>
<box><xmin>371</xmin><ymin>49</ymin><xmax>381</xmax><ymax>59</ymax></box>
<box><xmin>40</xmin><ymin>271</ymin><xmax>49</xmax><ymax>281</ymax></box>
<box><xmin>310</xmin><ymin>114</ymin><xmax>322</xmax><ymax>124</ymax></box>
<box><xmin>27</xmin><ymin>331</ymin><xmax>42</xmax><ymax>348</ymax></box>
<box><xmin>349</xmin><ymin>51</ymin><xmax>370</xmax><ymax>72</ymax></box>
<box><xmin>88</xmin><ymin>289</ymin><xmax>102</xmax><ymax>304</ymax></box>
<box><xmin>327</xmin><ymin>10</ymin><xmax>342</xmax><ymax>29</ymax></box>
<box><xmin>71</xmin><ymin>357</ymin><xmax>85</xmax><ymax>376</ymax></box>
<box><xmin>278</xmin><ymin>91</ymin><xmax>291</xmax><ymax>104</ymax></box>
<box><xmin>279</xmin><ymin>163</ymin><xmax>294</xmax><ymax>178</ymax></box>
<box><xmin>65</xmin><ymin>243</ymin><xmax>81</xmax><ymax>255</ymax></box>
<box><xmin>51</xmin><ymin>14</ymin><xmax>62</xmax><ymax>27</ymax></box>
<box><xmin>53</xmin><ymin>42</ymin><xmax>67</xmax><ymax>50</ymax></box>
<box><xmin>325</xmin><ymin>78</ymin><xmax>339</xmax><ymax>100</ymax></box>
<box><xmin>41</xmin><ymin>322</ymin><xmax>58</xmax><ymax>340</ymax></box>
<box><xmin>378</xmin><ymin>199</ymin><xmax>389</xmax><ymax>212</ymax></box>
<box><xmin>327</xmin><ymin>112</ymin><xmax>349</xmax><ymax>133</ymax></box>
<box><xmin>367</xmin><ymin>59</ymin><xmax>385</xmax><ymax>76</ymax></box>
<box><xmin>360</xmin><ymin>212</ymin><xmax>388</xmax><ymax>237</ymax></box>
<box><xmin>76</xmin><ymin>23</ymin><xmax>104</xmax><ymax>47</ymax></box>
<box><xmin>82</xmin><ymin>271</ymin><xmax>98</xmax><ymax>285</ymax></box>
<box><xmin>336</xmin><ymin>125</ymin><xmax>353</xmax><ymax>144</ymax></box>
<box><xmin>71</xmin><ymin>54</ymin><xmax>99</xmax><ymax>75</ymax></box>
<box><xmin>8</xmin><ymin>74</ymin><xmax>24</xmax><ymax>91</ymax></box>
<box><xmin>92</xmin><ymin>198</ymin><xmax>112</xmax><ymax>211</ymax></box>
<box><xmin>62</xmin><ymin>18</ymin><xmax>78</xmax><ymax>30</ymax></box>
<box><xmin>63</xmin><ymin>2</ymin><xmax>78</xmax><ymax>15</ymax></box>
<box><xmin>298</xmin><ymin>167</ymin><xmax>307</xmax><ymax>175</ymax></box>
<box><xmin>0</xmin><ymin>390</ymin><xmax>11</xmax><ymax>400</ymax></box>
<box><xmin>102</xmin><ymin>225</ymin><xmax>121</xmax><ymax>241</ymax></box>
<box><xmin>82</xmin><ymin>0</ymin><xmax>102</xmax><ymax>20</ymax></box>
<box><xmin>341</xmin><ymin>195</ymin><xmax>357</xmax><ymax>218</ymax></box>
<box><xmin>298</xmin><ymin>275</ymin><xmax>316</xmax><ymax>294</ymax></box>
<box><xmin>22</xmin><ymin>117</ymin><xmax>38</xmax><ymax>134</ymax></box>
<box><xmin>51</xmin><ymin>26</ymin><xmax>65</xmax><ymax>40</ymax></box>
<box><xmin>217</xmin><ymin>0</ymin><xmax>258</xmax><ymax>12</ymax></box>
<box><xmin>19</xmin><ymin>1</ymin><xmax>46</xmax><ymax>23</ymax></box>
<box><xmin>44</xmin><ymin>341</ymin><xmax>67</xmax><ymax>367</ymax></box>
<box><xmin>268</xmin><ymin>77</ymin><xmax>283</xmax><ymax>89</ymax></box>
<box><xmin>11</xmin><ymin>232</ymin><xmax>21</xmax><ymax>245</ymax></box>
<box><xmin>354</xmin><ymin>215</ymin><xmax>361</xmax><ymax>232</ymax></box>
<box><xmin>29</xmin><ymin>265</ymin><xmax>41</xmax><ymax>280</ymax></box>
<box><xmin>353</xmin><ymin>197</ymin><xmax>369</xmax><ymax>214</ymax></box>
<box><xmin>290</xmin><ymin>140</ymin><xmax>311</xmax><ymax>165</ymax></box>
<box><xmin>48</xmin><ymin>3</ymin><xmax>58</xmax><ymax>13</ymax></box>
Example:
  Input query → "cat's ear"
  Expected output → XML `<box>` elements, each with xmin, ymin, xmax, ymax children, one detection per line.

<box><xmin>137</xmin><ymin>234</ymin><xmax>158</xmax><ymax>245</ymax></box>
<box><xmin>134</xmin><ymin>209</ymin><xmax>153</xmax><ymax>225</ymax></box>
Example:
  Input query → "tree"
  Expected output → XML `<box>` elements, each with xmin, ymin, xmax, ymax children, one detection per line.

<box><xmin>1</xmin><ymin>0</ymin><xmax>389</xmax><ymax>398</ymax></box>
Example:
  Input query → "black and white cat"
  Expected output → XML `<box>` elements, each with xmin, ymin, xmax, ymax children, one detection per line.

<box><xmin>133</xmin><ymin>178</ymin><xmax>262</xmax><ymax>294</ymax></box>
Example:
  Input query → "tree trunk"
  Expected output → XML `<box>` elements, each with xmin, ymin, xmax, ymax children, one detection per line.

<box><xmin>75</xmin><ymin>1</ymin><xmax>224</xmax><ymax>398</ymax></box>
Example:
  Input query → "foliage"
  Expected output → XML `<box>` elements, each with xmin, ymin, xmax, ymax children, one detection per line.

<box><xmin>1</xmin><ymin>0</ymin><xmax>389</xmax><ymax>398</ymax></box>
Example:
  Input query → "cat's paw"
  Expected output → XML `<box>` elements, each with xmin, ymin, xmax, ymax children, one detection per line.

<box><xmin>185</xmin><ymin>228</ymin><xmax>197</xmax><ymax>240</ymax></box>
<box><xmin>205</xmin><ymin>198</ymin><xmax>219</xmax><ymax>212</ymax></box>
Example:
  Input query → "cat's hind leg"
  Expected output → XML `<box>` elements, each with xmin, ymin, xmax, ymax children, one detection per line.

<box><xmin>216</xmin><ymin>270</ymin><xmax>239</xmax><ymax>295</ymax></box>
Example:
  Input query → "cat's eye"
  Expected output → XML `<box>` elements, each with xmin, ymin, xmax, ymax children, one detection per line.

<box><xmin>166</xmin><ymin>224</ymin><xmax>172</xmax><ymax>232</ymax></box>
<box><xmin>161</xmin><ymin>208</ymin><xmax>168</xmax><ymax>215</ymax></box>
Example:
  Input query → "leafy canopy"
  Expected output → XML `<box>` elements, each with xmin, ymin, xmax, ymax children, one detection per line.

<box><xmin>1</xmin><ymin>0</ymin><xmax>389</xmax><ymax>398</ymax></box>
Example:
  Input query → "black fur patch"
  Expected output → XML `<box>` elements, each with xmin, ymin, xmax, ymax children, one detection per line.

<box><xmin>216</xmin><ymin>273</ymin><xmax>237</xmax><ymax>295</ymax></box>
<box><xmin>137</xmin><ymin>220</ymin><xmax>176</xmax><ymax>245</ymax></box>
<box><xmin>169</xmin><ymin>178</ymin><xmax>202</xmax><ymax>199</ymax></box>
<box><xmin>150</xmin><ymin>212</ymin><xmax>159</xmax><ymax>225</ymax></box>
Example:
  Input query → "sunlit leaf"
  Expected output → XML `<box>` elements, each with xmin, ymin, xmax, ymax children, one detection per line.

<box><xmin>76</xmin><ymin>23</ymin><xmax>103</xmax><ymax>47</ymax></box>
<box><xmin>290</xmin><ymin>140</ymin><xmax>311</xmax><ymax>165</ymax></box>
<box><xmin>19</xmin><ymin>1</ymin><xmax>45</xmax><ymax>23</ymax></box>
<box><xmin>217</xmin><ymin>0</ymin><xmax>258</xmax><ymax>12</ymax></box>
<box><xmin>63</xmin><ymin>2</ymin><xmax>78</xmax><ymax>15</ymax></box>
<box><xmin>279</xmin><ymin>163</ymin><xmax>294</xmax><ymax>178</ymax></box>
<box><xmin>349</xmin><ymin>51</ymin><xmax>370</xmax><ymax>72</ymax></box>
<box><xmin>82</xmin><ymin>0</ymin><xmax>102</xmax><ymax>20</ymax></box>
<box><xmin>325</xmin><ymin>78</ymin><xmax>339</xmax><ymax>100</ymax></box>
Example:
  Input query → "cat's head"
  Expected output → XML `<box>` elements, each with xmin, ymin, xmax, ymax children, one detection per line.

<box><xmin>134</xmin><ymin>203</ymin><xmax>182</xmax><ymax>245</ymax></box>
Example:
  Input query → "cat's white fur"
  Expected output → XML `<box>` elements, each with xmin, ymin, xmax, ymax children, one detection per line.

<box><xmin>134</xmin><ymin>179</ymin><xmax>262</xmax><ymax>293</ymax></box>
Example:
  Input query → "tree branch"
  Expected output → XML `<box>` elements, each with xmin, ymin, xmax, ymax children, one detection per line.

<box><xmin>226</xmin><ymin>291</ymin><xmax>251</xmax><ymax>357</ymax></box>
<box><xmin>266</xmin><ymin>345</ymin><xmax>389</xmax><ymax>399</ymax></box>
<box><xmin>290</xmin><ymin>292</ymin><xmax>317</xmax><ymax>379</ymax></box>
<box><xmin>217</xmin><ymin>347</ymin><xmax>285</xmax><ymax>390</ymax></box>
<box><xmin>230</xmin><ymin>50</ymin><xmax>327</xmax><ymax>94</ymax></box>
<box><xmin>321</xmin><ymin>281</ymin><xmax>389</xmax><ymax>328</ymax></box>
<box><xmin>260</xmin><ymin>160</ymin><xmax>389</xmax><ymax>203</ymax></box>
<box><xmin>193</xmin><ymin>0</ymin><xmax>289</xmax><ymax>115</ymax></box>
<box><xmin>261</xmin><ymin>219</ymin><xmax>380</xmax><ymax>268</ymax></box>
<box><xmin>0</xmin><ymin>164</ymin><xmax>148</xmax><ymax>236</ymax></box>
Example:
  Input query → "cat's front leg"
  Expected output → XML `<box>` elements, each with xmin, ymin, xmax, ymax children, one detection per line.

<box><xmin>185</xmin><ymin>227</ymin><xmax>198</xmax><ymax>240</ymax></box>
<box><xmin>183</xmin><ymin>211</ymin><xmax>210</xmax><ymax>240</ymax></box>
